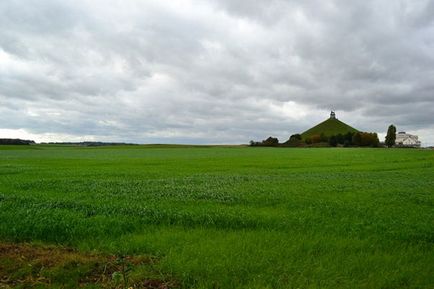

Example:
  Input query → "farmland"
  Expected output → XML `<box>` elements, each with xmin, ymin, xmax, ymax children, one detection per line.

<box><xmin>0</xmin><ymin>145</ymin><xmax>433</xmax><ymax>288</ymax></box>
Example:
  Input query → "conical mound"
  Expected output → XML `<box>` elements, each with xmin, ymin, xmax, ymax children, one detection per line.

<box><xmin>301</xmin><ymin>117</ymin><xmax>358</xmax><ymax>139</ymax></box>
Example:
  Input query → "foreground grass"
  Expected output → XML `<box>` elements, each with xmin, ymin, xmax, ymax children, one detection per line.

<box><xmin>0</xmin><ymin>145</ymin><xmax>433</xmax><ymax>288</ymax></box>
<box><xmin>0</xmin><ymin>242</ymin><xmax>174</xmax><ymax>288</ymax></box>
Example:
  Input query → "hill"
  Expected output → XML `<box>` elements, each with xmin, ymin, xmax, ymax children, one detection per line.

<box><xmin>301</xmin><ymin>113</ymin><xmax>359</xmax><ymax>139</ymax></box>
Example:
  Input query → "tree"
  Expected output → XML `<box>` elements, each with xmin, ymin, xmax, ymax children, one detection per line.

<box><xmin>385</xmin><ymin>125</ymin><xmax>396</xmax><ymax>148</ymax></box>
<box><xmin>360</xmin><ymin>132</ymin><xmax>379</xmax><ymax>147</ymax></box>
<box><xmin>320</xmin><ymin>133</ymin><xmax>328</xmax><ymax>143</ymax></box>
<box><xmin>311</xmin><ymin>134</ymin><xmax>321</xmax><ymax>144</ymax></box>
<box><xmin>345</xmin><ymin>132</ymin><xmax>355</xmax><ymax>145</ymax></box>
<box><xmin>329</xmin><ymin>135</ymin><xmax>338</xmax><ymax>147</ymax></box>
<box><xmin>262</xmin><ymin>136</ymin><xmax>279</xmax><ymax>146</ymax></box>
<box><xmin>372</xmin><ymin>133</ymin><xmax>380</xmax><ymax>147</ymax></box>
<box><xmin>336</xmin><ymin>133</ymin><xmax>344</xmax><ymax>145</ymax></box>
<box><xmin>283</xmin><ymin>134</ymin><xmax>302</xmax><ymax>147</ymax></box>
<box><xmin>289</xmin><ymin>134</ymin><xmax>302</xmax><ymax>141</ymax></box>
<box><xmin>352</xmin><ymin>132</ymin><xmax>362</xmax><ymax>146</ymax></box>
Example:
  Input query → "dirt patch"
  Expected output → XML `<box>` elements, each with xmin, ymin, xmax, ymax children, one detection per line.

<box><xmin>0</xmin><ymin>242</ymin><xmax>177</xmax><ymax>289</ymax></box>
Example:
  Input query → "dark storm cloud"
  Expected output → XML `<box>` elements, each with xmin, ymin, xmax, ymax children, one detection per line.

<box><xmin>0</xmin><ymin>0</ymin><xmax>433</xmax><ymax>144</ymax></box>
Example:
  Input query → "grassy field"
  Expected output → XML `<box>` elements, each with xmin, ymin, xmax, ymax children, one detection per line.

<box><xmin>0</xmin><ymin>145</ymin><xmax>433</xmax><ymax>288</ymax></box>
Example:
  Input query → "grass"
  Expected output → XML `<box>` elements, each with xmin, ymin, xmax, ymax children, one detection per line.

<box><xmin>0</xmin><ymin>145</ymin><xmax>433</xmax><ymax>288</ymax></box>
<box><xmin>0</xmin><ymin>242</ymin><xmax>172</xmax><ymax>288</ymax></box>
<box><xmin>301</xmin><ymin>117</ymin><xmax>358</xmax><ymax>138</ymax></box>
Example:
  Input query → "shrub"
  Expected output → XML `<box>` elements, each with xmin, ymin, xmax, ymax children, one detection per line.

<box><xmin>250</xmin><ymin>137</ymin><xmax>279</xmax><ymax>147</ymax></box>
<box><xmin>311</xmin><ymin>134</ymin><xmax>322</xmax><ymax>144</ymax></box>
<box><xmin>262</xmin><ymin>137</ymin><xmax>279</xmax><ymax>146</ymax></box>
<box><xmin>352</xmin><ymin>132</ymin><xmax>379</xmax><ymax>147</ymax></box>
<box><xmin>283</xmin><ymin>134</ymin><xmax>303</xmax><ymax>147</ymax></box>
<box><xmin>329</xmin><ymin>136</ymin><xmax>338</xmax><ymax>147</ymax></box>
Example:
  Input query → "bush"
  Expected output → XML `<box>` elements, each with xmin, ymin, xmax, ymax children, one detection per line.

<box><xmin>282</xmin><ymin>134</ymin><xmax>302</xmax><ymax>147</ymax></box>
<box><xmin>262</xmin><ymin>137</ymin><xmax>279</xmax><ymax>146</ymax></box>
<box><xmin>329</xmin><ymin>135</ymin><xmax>338</xmax><ymax>147</ymax></box>
<box><xmin>250</xmin><ymin>137</ymin><xmax>279</xmax><ymax>147</ymax></box>
<box><xmin>320</xmin><ymin>133</ymin><xmax>328</xmax><ymax>143</ymax></box>
<box><xmin>352</xmin><ymin>132</ymin><xmax>379</xmax><ymax>147</ymax></box>
<box><xmin>311</xmin><ymin>134</ymin><xmax>322</xmax><ymax>144</ymax></box>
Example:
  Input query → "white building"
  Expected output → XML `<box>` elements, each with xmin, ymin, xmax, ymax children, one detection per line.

<box><xmin>395</xmin><ymin>132</ymin><xmax>421</xmax><ymax>147</ymax></box>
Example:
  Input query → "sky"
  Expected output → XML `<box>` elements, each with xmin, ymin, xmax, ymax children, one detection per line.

<box><xmin>1</xmin><ymin>0</ymin><xmax>433</xmax><ymax>145</ymax></box>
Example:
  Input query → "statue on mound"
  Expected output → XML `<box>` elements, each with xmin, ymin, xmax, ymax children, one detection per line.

<box><xmin>330</xmin><ymin>111</ymin><xmax>336</xmax><ymax>119</ymax></box>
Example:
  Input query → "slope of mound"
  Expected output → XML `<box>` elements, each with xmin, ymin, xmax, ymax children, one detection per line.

<box><xmin>301</xmin><ymin>118</ymin><xmax>359</xmax><ymax>139</ymax></box>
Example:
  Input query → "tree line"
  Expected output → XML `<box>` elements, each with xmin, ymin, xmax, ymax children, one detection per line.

<box><xmin>0</xmin><ymin>138</ymin><xmax>35</xmax><ymax>145</ymax></box>
<box><xmin>250</xmin><ymin>131</ymin><xmax>380</xmax><ymax>147</ymax></box>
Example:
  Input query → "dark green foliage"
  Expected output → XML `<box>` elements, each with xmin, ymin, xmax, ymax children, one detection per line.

<box><xmin>282</xmin><ymin>134</ymin><xmax>302</xmax><ymax>147</ymax></box>
<box><xmin>263</xmin><ymin>136</ymin><xmax>279</xmax><ymax>146</ymax></box>
<box><xmin>329</xmin><ymin>135</ymin><xmax>338</xmax><ymax>147</ymax></box>
<box><xmin>352</xmin><ymin>132</ymin><xmax>380</xmax><ymax>147</ymax></box>
<box><xmin>290</xmin><ymin>134</ymin><xmax>302</xmax><ymax>140</ymax></box>
<box><xmin>250</xmin><ymin>136</ymin><xmax>279</xmax><ymax>147</ymax></box>
<box><xmin>327</xmin><ymin>131</ymin><xmax>378</xmax><ymax>147</ymax></box>
<box><xmin>352</xmin><ymin>132</ymin><xmax>362</xmax><ymax>146</ymax></box>
<box><xmin>320</xmin><ymin>133</ymin><xmax>328</xmax><ymax>142</ymax></box>
<box><xmin>336</xmin><ymin>133</ymin><xmax>345</xmax><ymax>144</ymax></box>
<box><xmin>0</xmin><ymin>139</ymin><xmax>35</xmax><ymax>145</ymax></box>
<box><xmin>385</xmin><ymin>124</ymin><xmax>397</xmax><ymax>147</ymax></box>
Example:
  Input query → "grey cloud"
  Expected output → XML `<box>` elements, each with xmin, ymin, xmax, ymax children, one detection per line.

<box><xmin>0</xmin><ymin>0</ymin><xmax>433</xmax><ymax>145</ymax></box>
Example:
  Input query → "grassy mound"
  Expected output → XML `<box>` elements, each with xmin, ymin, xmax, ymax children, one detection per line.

<box><xmin>301</xmin><ymin>117</ymin><xmax>359</xmax><ymax>139</ymax></box>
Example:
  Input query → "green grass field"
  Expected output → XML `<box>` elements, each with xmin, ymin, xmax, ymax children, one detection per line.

<box><xmin>0</xmin><ymin>145</ymin><xmax>433</xmax><ymax>288</ymax></box>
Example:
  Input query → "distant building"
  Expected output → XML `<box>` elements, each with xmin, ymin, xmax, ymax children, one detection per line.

<box><xmin>395</xmin><ymin>132</ymin><xmax>421</xmax><ymax>147</ymax></box>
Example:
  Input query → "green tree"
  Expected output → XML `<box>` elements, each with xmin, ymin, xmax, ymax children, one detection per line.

<box><xmin>352</xmin><ymin>132</ymin><xmax>362</xmax><ymax>146</ymax></box>
<box><xmin>329</xmin><ymin>135</ymin><xmax>338</xmax><ymax>147</ymax></box>
<box><xmin>283</xmin><ymin>134</ymin><xmax>302</xmax><ymax>147</ymax></box>
<box><xmin>262</xmin><ymin>137</ymin><xmax>279</xmax><ymax>146</ymax></box>
<box><xmin>385</xmin><ymin>125</ymin><xmax>396</xmax><ymax>147</ymax></box>
<box><xmin>320</xmin><ymin>133</ymin><xmax>328</xmax><ymax>143</ymax></box>
<box><xmin>289</xmin><ymin>134</ymin><xmax>302</xmax><ymax>141</ymax></box>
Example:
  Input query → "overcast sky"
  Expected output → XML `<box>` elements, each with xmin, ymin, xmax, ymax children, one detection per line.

<box><xmin>1</xmin><ymin>0</ymin><xmax>433</xmax><ymax>145</ymax></box>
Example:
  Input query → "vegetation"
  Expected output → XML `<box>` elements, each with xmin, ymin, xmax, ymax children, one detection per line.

<box><xmin>281</xmin><ymin>132</ymin><xmax>379</xmax><ymax>148</ymax></box>
<box><xmin>385</xmin><ymin>124</ymin><xmax>397</xmax><ymax>147</ymax></box>
<box><xmin>1</xmin><ymin>145</ymin><xmax>433</xmax><ymax>289</ymax></box>
<box><xmin>328</xmin><ymin>133</ymin><xmax>354</xmax><ymax>147</ymax></box>
<box><xmin>250</xmin><ymin>136</ymin><xmax>279</xmax><ymax>147</ymax></box>
<box><xmin>0</xmin><ymin>242</ymin><xmax>174</xmax><ymax>288</ymax></box>
<box><xmin>252</xmin><ymin>116</ymin><xmax>368</xmax><ymax>147</ymax></box>
<box><xmin>351</xmin><ymin>132</ymin><xmax>380</xmax><ymax>147</ymax></box>
<box><xmin>0</xmin><ymin>138</ymin><xmax>35</xmax><ymax>145</ymax></box>
<box><xmin>300</xmin><ymin>117</ymin><xmax>358</xmax><ymax>140</ymax></box>
<box><xmin>282</xmin><ymin>134</ymin><xmax>303</xmax><ymax>147</ymax></box>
